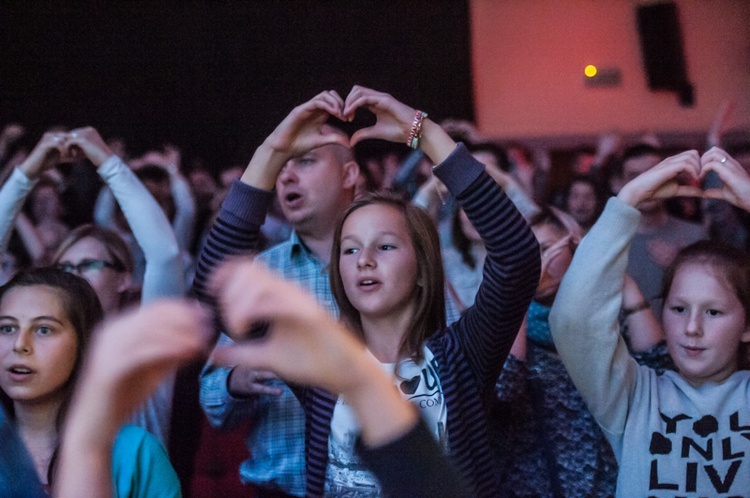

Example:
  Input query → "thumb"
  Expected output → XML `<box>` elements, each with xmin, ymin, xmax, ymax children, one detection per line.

<box><xmin>315</xmin><ymin>130</ymin><xmax>351</xmax><ymax>150</ymax></box>
<box><xmin>703</xmin><ymin>188</ymin><xmax>728</xmax><ymax>201</ymax></box>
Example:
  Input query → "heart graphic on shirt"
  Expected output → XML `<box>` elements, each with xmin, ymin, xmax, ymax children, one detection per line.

<box><xmin>399</xmin><ymin>375</ymin><xmax>421</xmax><ymax>395</ymax></box>
<box><xmin>649</xmin><ymin>432</ymin><xmax>672</xmax><ymax>455</ymax></box>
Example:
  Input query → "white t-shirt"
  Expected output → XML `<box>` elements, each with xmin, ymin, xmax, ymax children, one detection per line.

<box><xmin>325</xmin><ymin>346</ymin><xmax>447</xmax><ymax>496</ymax></box>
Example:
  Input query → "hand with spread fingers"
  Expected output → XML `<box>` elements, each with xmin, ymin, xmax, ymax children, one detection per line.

<box><xmin>701</xmin><ymin>147</ymin><xmax>750</xmax><ymax>212</ymax></box>
<box><xmin>617</xmin><ymin>150</ymin><xmax>703</xmax><ymax>208</ymax></box>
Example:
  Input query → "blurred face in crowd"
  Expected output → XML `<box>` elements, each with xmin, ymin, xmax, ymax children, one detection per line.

<box><xmin>566</xmin><ymin>181</ymin><xmax>598</xmax><ymax>228</ymax></box>
<box><xmin>55</xmin><ymin>237</ymin><xmax>130</xmax><ymax>315</ymax></box>
<box><xmin>532</xmin><ymin>222</ymin><xmax>574</xmax><ymax>302</ymax></box>
<box><xmin>275</xmin><ymin>137</ymin><xmax>357</xmax><ymax>238</ymax></box>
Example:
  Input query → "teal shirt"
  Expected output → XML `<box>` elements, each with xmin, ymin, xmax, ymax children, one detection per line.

<box><xmin>111</xmin><ymin>425</ymin><xmax>181</xmax><ymax>498</ymax></box>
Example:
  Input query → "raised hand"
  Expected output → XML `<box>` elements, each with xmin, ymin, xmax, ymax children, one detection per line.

<box><xmin>537</xmin><ymin>234</ymin><xmax>575</xmax><ymax>299</ymax></box>
<box><xmin>707</xmin><ymin>100</ymin><xmax>735</xmax><ymax>147</ymax></box>
<box><xmin>58</xmin><ymin>299</ymin><xmax>210</xmax><ymax>498</ymax></box>
<box><xmin>701</xmin><ymin>147</ymin><xmax>750</xmax><ymax>211</ymax></box>
<box><xmin>210</xmin><ymin>258</ymin><xmax>418</xmax><ymax>447</ymax></box>
<box><xmin>264</xmin><ymin>90</ymin><xmax>348</xmax><ymax>156</ymax></box>
<box><xmin>343</xmin><ymin>86</ymin><xmax>417</xmax><ymax>145</ymax></box>
<box><xmin>343</xmin><ymin>85</ymin><xmax>456</xmax><ymax>164</ymax></box>
<box><xmin>17</xmin><ymin>131</ymin><xmax>71</xmax><ymax>178</ymax></box>
<box><xmin>74</xmin><ymin>300</ymin><xmax>211</xmax><ymax>422</ymax></box>
<box><xmin>210</xmin><ymin>258</ymin><xmax>368</xmax><ymax>396</ymax></box>
<box><xmin>245</xmin><ymin>90</ymin><xmax>349</xmax><ymax>189</ymax></box>
<box><xmin>617</xmin><ymin>150</ymin><xmax>703</xmax><ymax>208</ymax></box>
<box><xmin>66</xmin><ymin>126</ymin><xmax>115</xmax><ymax>167</ymax></box>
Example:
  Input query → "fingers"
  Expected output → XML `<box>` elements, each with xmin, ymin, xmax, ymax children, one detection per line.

<box><xmin>297</xmin><ymin>90</ymin><xmax>346</xmax><ymax>121</ymax></box>
<box><xmin>343</xmin><ymin>85</ymin><xmax>385</xmax><ymax>120</ymax></box>
<box><xmin>701</xmin><ymin>147</ymin><xmax>750</xmax><ymax>210</ymax></box>
<box><xmin>617</xmin><ymin>150</ymin><xmax>701</xmax><ymax>206</ymax></box>
<box><xmin>96</xmin><ymin>300</ymin><xmax>212</xmax><ymax>369</ymax></box>
<box><xmin>701</xmin><ymin>147</ymin><xmax>744</xmax><ymax>177</ymax></box>
<box><xmin>219</xmin><ymin>363</ymin><xmax>284</xmax><ymax>396</ymax></box>
<box><xmin>211</xmin><ymin>258</ymin><xmax>324</xmax><ymax>342</ymax></box>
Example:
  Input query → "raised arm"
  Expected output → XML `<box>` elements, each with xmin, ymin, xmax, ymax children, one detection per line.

<box><xmin>67</xmin><ymin>127</ymin><xmax>184</xmax><ymax>301</ymax></box>
<box><xmin>342</xmin><ymin>85</ymin><xmax>540</xmax><ymax>387</ymax></box>
<box><xmin>196</xmin><ymin>91</ymin><xmax>351</xmax><ymax>423</ymax></box>
<box><xmin>0</xmin><ymin>132</ymin><xmax>68</xmax><ymax>252</ymax></box>
<box><xmin>549</xmin><ymin>150</ymin><xmax>702</xmax><ymax>437</ymax></box>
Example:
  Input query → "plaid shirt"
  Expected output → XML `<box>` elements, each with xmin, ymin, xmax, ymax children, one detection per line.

<box><xmin>197</xmin><ymin>180</ymin><xmax>337</xmax><ymax>496</ymax></box>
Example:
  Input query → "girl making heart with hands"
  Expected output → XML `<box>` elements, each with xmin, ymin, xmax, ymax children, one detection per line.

<box><xmin>550</xmin><ymin>147</ymin><xmax>750</xmax><ymax>497</ymax></box>
<box><xmin>199</xmin><ymin>86</ymin><xmax>540</xmax><ymax>497</ymax></box>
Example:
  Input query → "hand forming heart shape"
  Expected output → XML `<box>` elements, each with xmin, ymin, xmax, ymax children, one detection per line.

<box><xmin>19</xmin><ymin>126</ymin><xmax>115</xmax><ymax>179</ymax></box>
<box><xmin>618</xmin><ymin>146</ymin><xmax>750</xmax><ymax>212</ymax></box>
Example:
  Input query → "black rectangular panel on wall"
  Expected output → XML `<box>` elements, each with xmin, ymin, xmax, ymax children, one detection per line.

<box><xmin>636</xmin><ymin>1</ymin><xmax>693</xmax><ymax>105</ymax></box>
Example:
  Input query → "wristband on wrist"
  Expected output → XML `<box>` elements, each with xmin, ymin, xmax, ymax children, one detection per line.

<box><xmin>622</xmin><ymin>300</ymin><xmax>650</xmax><ymax>317</ymax></box>
<box><xmin>406</xmin><ymin>110</ymin><xmax>428</xmax><ymax>149</ymax></box>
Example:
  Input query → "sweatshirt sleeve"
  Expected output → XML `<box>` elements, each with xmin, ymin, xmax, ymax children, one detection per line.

<box><xmin>0</xmin><ymin>168</ymin><xmax>37</xmax><ymax>252</ymax></box>
<box><xmin>97</xmin><ymin>156</ymin><xmax>184</xmax><ymax>301</ymax></box>
<box><xmin>434</xmin><ymin>144</ymin><xmax>541</xmax><ymax>389</ymax></box>
<box><xmin>356</xmin><ymin>419</ymin><xmax>471</xmax><ymax>498</ymax></box>
<box><xmin>549</xmin><ymin>196</ymin><xmax>642</xmax><ymax>437</ymax></box>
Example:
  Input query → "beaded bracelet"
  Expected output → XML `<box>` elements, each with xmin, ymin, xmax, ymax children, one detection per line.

<box><xmin>406</xmin><ymin>110</ymin><xmax>428</xmax><ymax>149</ymax></box>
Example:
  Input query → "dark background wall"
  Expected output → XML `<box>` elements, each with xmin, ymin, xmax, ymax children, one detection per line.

<box><xmin>0</xmin><ymin>2</ymin><xmax>474</xmax><ymax>168</ymax></box>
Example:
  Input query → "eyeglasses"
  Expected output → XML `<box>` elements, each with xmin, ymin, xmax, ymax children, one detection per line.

<box><xmin>55</xmin><ymin>259</ymin><xmax>125</xmax><ymax>274</ymax></box>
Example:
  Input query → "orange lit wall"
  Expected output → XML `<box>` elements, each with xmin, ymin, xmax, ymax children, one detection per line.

<box><xmin>470</xmin><ymin>0</ymin><xmax>750</xmax><ymax>142</ymax></box>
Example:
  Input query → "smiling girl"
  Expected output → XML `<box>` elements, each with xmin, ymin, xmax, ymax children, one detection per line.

<box><xmin>549</xmin><ymin>147</ymin><xmax>750</xmax><ymax>496</ymax></box>
<box><xmin>0</xmin><ymin>268</ymin><xmax>180</xmax><ymax>496</ymax></box>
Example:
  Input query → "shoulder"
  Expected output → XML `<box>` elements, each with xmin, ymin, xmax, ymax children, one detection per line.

<box><xmin>112</xmin><ymin>425</ymin><xmax>181</xmax><ymax>497</ymax></box>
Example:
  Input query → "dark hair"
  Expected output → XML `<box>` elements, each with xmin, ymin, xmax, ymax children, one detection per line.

<box><xmin>465</xmin><ymin>141</ymin><xmax>511</xmax><ymax>172</ymax></box>
<box><xmin>330</xmin><ymin>192</ymin><xmax>446</xmax><ymax>361</ymax></box>
<box><xmin>0</xmin><ymin>268</ymin><xmax>104</xmax><ymax>484</ymax></box>
<box><xmin>661</xmin><ymin>240</ymin><xmax>750</xmax><ymax>369</ymax></box>
<box><xmin>134</xmin><ymin>164</ymin><xmax>170</xmax><ymax>184</ymax></box>
<box><xmin>562</xmin><ymin>174</ymin><xmax>606</xmax><ymax>226</ymax></box>
<box><xmin>450</xmin><ymin>206</ymin><xmax>477</xmax><ymax>269</ymax></box>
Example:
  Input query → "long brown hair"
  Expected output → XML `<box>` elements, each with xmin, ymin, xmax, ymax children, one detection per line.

<box><xmin>0</xmin><ymin>268</ymin><xmax>104</xmax><ymax>485</ymax></box>
<box><xmin>330</xmin><ymin>192</ymin><xmax>445</xmax><ymax>361</ymax></box>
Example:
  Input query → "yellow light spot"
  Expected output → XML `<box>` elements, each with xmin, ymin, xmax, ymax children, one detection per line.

<box><xmin>584</xmin><ymin>65</ymin><xmax>597</xmax><ymax>78</ymax></box>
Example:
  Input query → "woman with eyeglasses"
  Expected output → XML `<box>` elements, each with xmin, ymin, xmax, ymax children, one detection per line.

<box><xmin>0</xmin><ymin>127</ymin><xmax>183</xmax><ymax>444</ymax></box>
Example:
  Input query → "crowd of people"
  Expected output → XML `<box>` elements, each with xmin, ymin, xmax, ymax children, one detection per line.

<box><xmin>1</xmin><ymin>87</ymin><xmax>749</xmax><ymax>497</ymax></box>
